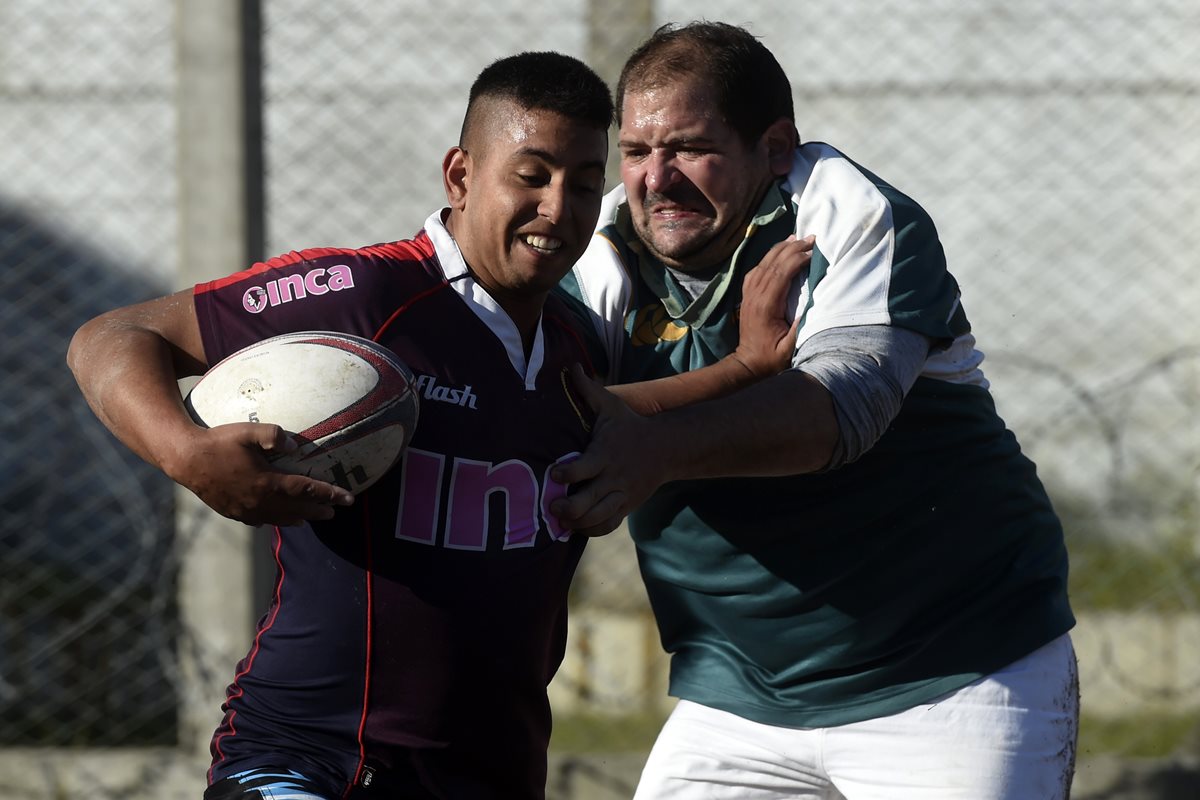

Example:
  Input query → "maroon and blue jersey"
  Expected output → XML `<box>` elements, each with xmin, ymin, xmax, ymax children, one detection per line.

<box><xmin>194</xmin><ymin>212</ymin><xmax>600</xmax><ymax>799</ymax></box>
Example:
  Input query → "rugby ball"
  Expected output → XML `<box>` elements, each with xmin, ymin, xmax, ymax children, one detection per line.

<box><xmin>184</xmin><ymin>331</ymin><xmax>419</xmax><ymax>495</ymax></box>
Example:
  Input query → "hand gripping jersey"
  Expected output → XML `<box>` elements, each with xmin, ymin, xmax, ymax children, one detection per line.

<box><xmin>559</xmin><ymin>143</ymin><xmax>1074</xmax><ymax>728</ymax></box>
<box><xmin>195</xmin><ymin>212</ymin><xmax>599</xmax><ymax>798</ymax></box>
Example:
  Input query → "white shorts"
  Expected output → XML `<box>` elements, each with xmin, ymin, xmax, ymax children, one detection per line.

<box><xmin>634</xmin><ymin>634</ymin><xmax>1079</xmax><ymax>800</ymax></box>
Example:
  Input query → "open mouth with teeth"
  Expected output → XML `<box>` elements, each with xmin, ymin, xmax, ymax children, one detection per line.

<box><xmin>520</xmin><ymin>234</ymin><xmax>563</xmax><ymax>254</ymax></box>
<box><xmin>651</xmin><ymin>204</ymin><xmax>702</xmax><ymax>219</ymax></box>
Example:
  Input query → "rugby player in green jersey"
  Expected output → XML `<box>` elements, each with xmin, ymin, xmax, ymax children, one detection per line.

<box><xmin>553</xmin><ymin>21</ymin><xmax>1077</xmax><ymax>800</ymax></box>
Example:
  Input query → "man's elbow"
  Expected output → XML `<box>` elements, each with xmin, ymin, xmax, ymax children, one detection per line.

<box><xmin>802</xmin><ymin>394</ymin><xmax>841</xmax><ymax>473</ymax></box>
<box><xmin>781</xmin><ymin>370</ymin><xmax>840</xmax><ymax>473</ymax></box>
<box><xmin>66</xmin><ymin>316</ymin><xmax>104</xmax><ymax>383</ymax></box>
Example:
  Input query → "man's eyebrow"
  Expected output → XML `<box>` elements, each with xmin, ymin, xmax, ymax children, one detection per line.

<box><xmin>512</xmin><ymin>147</ymin><xmax>606</xmax><ymax>172</ymax></box>
<box><xmin>618</xmin><ymin>134</ymin><xmax>715</xmax><ymax>149</ymax></box>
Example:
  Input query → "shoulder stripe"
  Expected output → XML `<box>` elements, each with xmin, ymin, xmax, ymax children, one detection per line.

<box><xmin>374</xmin><ymin>278</ymin><xmax>450</xmax><ymax>341</ymax></box>
<box><xmin>197</xmin><ymin>236</ymin><xmax>437</xmax><ymax>295</ymax></box>
<box><xmin>544</xmin><ymin>310</ymin><xmax>597</xmax><ymax>378</ymax></box>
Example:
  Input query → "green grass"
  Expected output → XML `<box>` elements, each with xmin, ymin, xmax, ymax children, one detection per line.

<box><xmin>1080</xmin><ymin>712</ymin><xmax>1200</xmax><ymax>758</ymax></box>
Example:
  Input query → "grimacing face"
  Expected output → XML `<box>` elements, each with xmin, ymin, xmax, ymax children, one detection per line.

<box><xmin>618</xmin><ymin>77</ymin><xmax>782</xmax><ymax>271</ymax></box>
<box><xmin>444</xmin><ymin>100</ymin><xmax>608</xmax><ymax>305</ymax></box>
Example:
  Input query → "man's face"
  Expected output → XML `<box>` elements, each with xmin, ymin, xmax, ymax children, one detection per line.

<box><xmin>619</xmin><ymin>78</ymin><xmax>778</xmax><ymax>271</ymax></box>
<box><xmin>446</xmin><ymin>101</ymin><xmax>608</xmax><ymax>302</ymax></box>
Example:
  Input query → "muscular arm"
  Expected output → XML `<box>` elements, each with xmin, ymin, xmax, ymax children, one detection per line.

<box><xmin>629</xmin><ymin>368</ymin><xmax>839</xmax><ymax>477</ymax></box>
<box><xmin>551</xmin><ymin>324</ymin><xmax>932</xmax><ymax>536</ymax></box>
<box><xmin>67</xmin><ymin>290</ymin><xmax>353</xmax><ymax>525</ymax></box>
<box><xmin>548</xmin><ymin>366</ymin><xmax>836</xmax><ymax>535</ymax></box>
<box><xmin>68</xmin><ymin>290</ymin><xmax>208</xmax><ymax>470</ymax></box>
<box><xmin>647</xmin><ymin>324</ymin><xmax>932</xmax><ymax>477</ymax></box>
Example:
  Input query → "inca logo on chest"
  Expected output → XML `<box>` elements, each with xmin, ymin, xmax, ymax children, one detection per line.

<box><xmin>414</xmin><ymin>374</ymin><xmax>478</xmax><ymax>409</ymax></box>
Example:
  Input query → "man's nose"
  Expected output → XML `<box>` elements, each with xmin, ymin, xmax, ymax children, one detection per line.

<box><xmin>539</xmin><ymin>184</ymin><xmax>566</xmax><ymax>223</ymax></box>
<box><xmin>645</xmin><ymin>151</ymin><xmax>678</xmax><ymax>193</ymax></box>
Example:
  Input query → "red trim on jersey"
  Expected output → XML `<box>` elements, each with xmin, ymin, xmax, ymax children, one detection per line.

<box><xmin>196</xmin><ymin>237</ymin><xmax>438</xmax><ymax>295</ymax></box>
<box><xmin>374</xmin><ymin>279</ymin><xmax>451</xmax><ymax>340</ymax></box>
<box><xmin>208</xmin><ymin>527</ymin><xmax>287</xmax><ymax>783</ymax></box>
<box><xmin>545</xmin><ymin>310</ymin><xmax>597</xmax><ymax>378</ymax></box>
<box><xmin>346</xmin><ymin>497</ymin><xmax>375</xmax><ymax>798</ymax></box>
<box><xmin>545</xmin><ymin>310</ymin><xmax>600</xmax><ymax>432</ymax></box>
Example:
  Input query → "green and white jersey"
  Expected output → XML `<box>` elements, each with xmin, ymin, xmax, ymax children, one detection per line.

<box><xmin>557</xmin><ymin>142</ymin><xmax>1074</xmax><ymax>727</ymax></box>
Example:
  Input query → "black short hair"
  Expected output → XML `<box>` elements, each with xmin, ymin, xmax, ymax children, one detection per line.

<box><xmin>460</xmin><ymin>52</ymin><xmax>614</xmax><ymax>147</ymax></box>
<box><xmin>617</xmin><ymin>22</ymin><xmax>794</xmax><ymax>146</ymax></box>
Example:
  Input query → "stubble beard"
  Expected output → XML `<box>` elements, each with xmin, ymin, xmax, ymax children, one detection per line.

<box><xmin>633</xmin><ymin>210</ymin><xmax>719</xmax><ymax>271</ymax></box>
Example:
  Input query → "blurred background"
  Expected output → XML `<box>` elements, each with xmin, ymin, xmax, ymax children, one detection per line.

<box><xmin>1</xmin><ymin>1</ymin><xmax>1197</xmax><ymax>798</ymax></box>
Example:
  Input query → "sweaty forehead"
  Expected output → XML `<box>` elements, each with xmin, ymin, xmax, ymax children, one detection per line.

<box><xmin>463</xmin><ymin>97</ymin><xmax>540</xmax><ymax>155</ymax></box>
<box><xmin>466</xmin><ymin>98</ymin><xmax>608</xmax><ymax>170</ymax></box>
<box><xmin>620</xmin><ymin>81</ymin><xmax>721</xmax><ymax>139</ymax></box>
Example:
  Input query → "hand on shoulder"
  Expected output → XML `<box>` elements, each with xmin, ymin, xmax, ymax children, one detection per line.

<box><xmin>731</xmin><ymin>235</ymin><xmax>812</xmax><ymax>378</ymax></box>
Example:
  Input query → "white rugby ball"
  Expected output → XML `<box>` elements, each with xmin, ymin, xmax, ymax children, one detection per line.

<box><xmin>184</xmin><ymin>331</ymin><xmax>419</xmax><ymax>495</ymax></box>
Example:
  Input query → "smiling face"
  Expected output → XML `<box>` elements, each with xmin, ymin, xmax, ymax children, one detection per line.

<box><xmin>444</xmin><ymin>99</ymin><xmax>608</xmax><ymax>310</ymax></box>
<box><xmin>619</xmin><ymin>77</ymin><xmax>787</xmax><ymax>272</ymax></box>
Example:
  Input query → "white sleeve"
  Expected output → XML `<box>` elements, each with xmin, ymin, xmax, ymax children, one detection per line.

<box><xmin>562</xmin><ymin>186</ymin><xmax>633</xmax><ymax>385</ymax></box>
<box><xmin>784</xmin><ymin>143</ymin><xmax>964</xmax><ymax>349</ymax></box>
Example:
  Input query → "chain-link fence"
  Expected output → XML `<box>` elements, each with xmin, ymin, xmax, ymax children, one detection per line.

<box><xmin>1</xmin><ymin>1</ymin><xmax>1197</xmax><ymax>798</ymax></box>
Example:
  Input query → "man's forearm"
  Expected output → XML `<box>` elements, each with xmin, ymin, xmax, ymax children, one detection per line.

<box><xmin>644</xmin><ymin>369</ymin><xmax>839</xmax><ymax>481</ymax></box>
<box><xmin>609</xmin><ymin>353</ymin><xmax>763</xmax><ymax>416</ymax></box>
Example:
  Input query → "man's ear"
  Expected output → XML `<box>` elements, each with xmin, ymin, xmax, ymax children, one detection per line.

<box><xmin>762</xmin><ymin>119</ymin><xmax>798</xmax><ymax>177</ymax></box>
<box><xmin>443</xmin><ymin>146</ymin><xmax>470</xmax><ymax>210</ymax></box>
